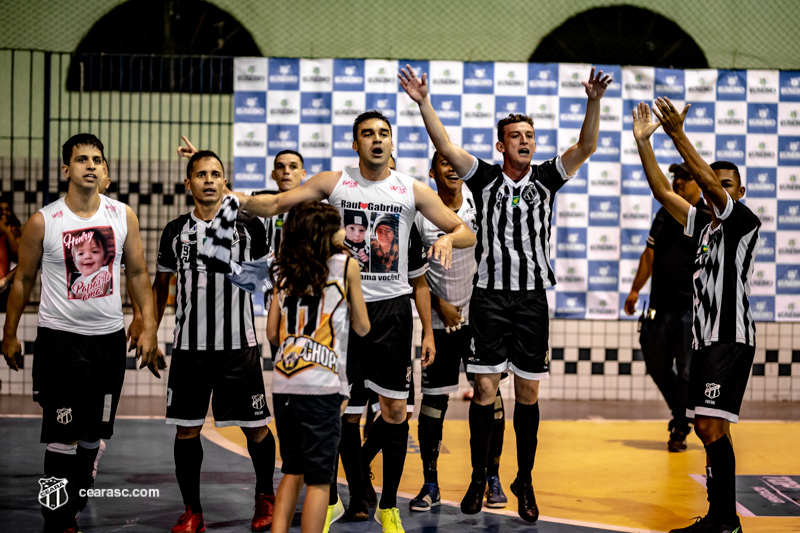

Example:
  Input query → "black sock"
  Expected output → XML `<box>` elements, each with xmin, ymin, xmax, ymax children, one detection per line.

<box><xmin>247</xmin><ymin>429</ymin><xmax>276</xmax><ymax>496</ymax></box>
<box><xmin>486</xmin><ymin>392</ymin><xmax>505</xmax><ymax>478</ymax></box>
<box><xmin>468</xmin><ymin>402</ymin><xmax>495</xmax><ymax>482</ymax></box>
<box><xmin>339</xmin><ymin>417</ymin><xmax>366</xmax><ymax>503</ymax></box>
<box><xmin>43</xmin><ymin>448</ymin><xmax>77</xmax><ymax>530</ymax></box>
<box><xmin>361</xmin><ymin>416</ymin><xmax>387</xmax><ymax>467</ymax></box>
<box><xmin>174</xmin><ymin>435</ymin><xmax>203</xmax><ymax>513</ymax></box>
<box><xmin>705</xmin><ymin>435</ymin><xmax>737</xmax><ymax>524</ymax></box>
<box><xmin>418</xmin><ymin>394</ymin><xmax>449</xmax><ymax>485</ymax></box>
<box><xmin>329</xmin><ymin>478</ymin><xmax>339</xmax><ymax>505</ymax></box>
<box><xmin>379</xmin><ymin>419</ymin><xmax>409</xmax><ymax>509</ymax></box>
<box><xmin>75</xmin><ymin>442</ymin><xmax>100</xmax><ymax>493</ymax></box>
<box><xmin>705</xmin><ymin>465</ymin><xmax>716</xmax><ymax>518</ymax></box>
<box><xmin>513</xmin><ymin>402</ymin><xmax>540</xmax><ymax>484</ymax></box>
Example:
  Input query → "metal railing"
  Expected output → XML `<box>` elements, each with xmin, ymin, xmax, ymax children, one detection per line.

<box><xmin>0</xmin><ymin>49</ymin><xmax>235</xmax><ymax>304</ymax></box>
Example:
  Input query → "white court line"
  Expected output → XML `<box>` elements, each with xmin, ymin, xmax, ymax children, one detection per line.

<box><xmin>202</xmin><ymin>422</ymin><xmax>665</xmax><ymax>533</ymax></box>
<box><xmin>757</xmin><ymin>476</ymin><xmax>800</xmax><ymax>508</ymax></box>
<box><xmin>690</xmin><ymin>474</ymin><xmax>755</xmax><ymax>517</ymax></box>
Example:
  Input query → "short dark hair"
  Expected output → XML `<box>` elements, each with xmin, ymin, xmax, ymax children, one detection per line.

<box><xmin>274</xmin><ymin>150</ymin><xmax>304</xmax><ymax>167</ymax></box>
<box><xmin>186</xmin><ymin>150</ymin><xmax>224</xmax><ymax>180</ymax></box>
<box><xmin>710</xmin><ymin>160</ymin><xmax>742</xmax><ymax>187</ymax></box>
<box><xmin>496</xmin><ymin>114</ymin><xmax>534</xmax><ymax>143</ymax></box>
<box><xmin>353</xmin><ymin>110</ymin><xmax>392</xmax><ymax>140</ymax></box>
<box><xmin>62</xmin><ymin>133</ymin><xmax>105</xmax><ymax>165</ymax></box>
<box><xmin>430</xmin><ymin>150</ymin><xmax>441</xmax><ymax>170</ymax></box>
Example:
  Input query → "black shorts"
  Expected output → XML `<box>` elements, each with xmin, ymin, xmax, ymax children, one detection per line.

<box><xmin>166</xmin><ymin>345</ymin><xmax>270</xmax><ymax>428</ymax></box>
<box><xmin>348</xmin><ymin>295</ymin><xmax>413</xmax><ymax>402</ymax></box>
<box><xmin>467</xmin><ymin>287</ymin><xmax>550</xmax><ymax>380</ymax></box>
<box><xmin>421</xmin><ymin>326</ymin><xmax>473</xmax><ymax>395</ymax></box>
<box><xmin>367</xmin><ymin>371</ymin><xmax>416</xmax><ymax>414</ymax></box>
<box><xmin>274</xmin><ymin>393</ymin><xmax>342</xmax><ymax>485</ymax></box>
<box><xmin>33</xmin><ymin>327</ymin><xmax>126</xmax><ymax>443</ymax></box>
<box><xmin>687</xmin><ymin>342</ymin><xmax>755</xmax><ymax>423</ymax></box>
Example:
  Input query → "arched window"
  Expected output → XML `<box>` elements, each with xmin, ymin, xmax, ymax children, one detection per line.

<box><xmin>66</xmin><ymin>0</ymin><xmax>261</xmax><ymax>92</ymax></box>
<box><xmin>530</xmin><ymin>6</ymin><xmax>708</xmax><ymax>68</ymax></box>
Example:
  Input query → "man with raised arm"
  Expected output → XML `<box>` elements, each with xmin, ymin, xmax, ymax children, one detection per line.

<box><xmin>399</xmin><ymin>64</ymin><xmax>611</xmax><ymax>522</ymax></box>
<box><xmin>624</xmin><ymin>161</ymin><xmax>710</xmax><ymax>453</ymax></box>
<box><xmin>2</xmin><ymin>133</ymin><xmax>159</xmax><ymax>533</ymax></box>
<box><xmin>633</xmin><ymin>99</ymin><xmax>759</xmax><ymax>533</ymax></box>
<box><xmin>235</xmin><ymin>110</ymin><xmax>475</xmax><ymax>533</ymax></box>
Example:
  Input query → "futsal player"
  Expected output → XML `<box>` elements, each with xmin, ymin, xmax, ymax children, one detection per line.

<box><xmin>633</xmin><ymin>99</ymin><xmax>759</xmax><ymax>533</ymax></box>
<box><xmin>229</xmin><ymin>110</ymin><xmax>476</xmax><ymax>533</ymax></box>
<box><xmin>399</xmin><ymin>64</ymin><xmax>611</xmax><ymax>522</ymax></box>
<box><xmin>624</xmin><ymin>161</ymin><xmax>711</xmax><ymax>452</ymax></box>
<box><xmin>153</xmin><ymin>150</ymin><xmax>277</xmax><ymax>533</ymax></box>
<box><xmin>2</xmin><ymin>133</ymin><xmax>159</xmax><ymax>533</ymax></box>
<box><xmin>408</xmin><ymin>151</ymin><xmax>508</xmax><ymax>512</ymax></box>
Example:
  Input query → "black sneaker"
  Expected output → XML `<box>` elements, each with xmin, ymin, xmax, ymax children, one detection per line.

<box><xmin>669</xmin><ymin>515</ymin><xmax>715</xmax><ymax>533</ymax></box>
<box><xmin>509</xmin><ymin>479</ymin><xmax>539</xmax><ymax>523</ymax></box>
<box><xmin>362</xmin><ymin>467</ymin><xmax>378</xmax><ymax>507</ymax></box>
<box><xmin>668</xmin><ymin>424</ymin><xmax>692</xmax><ymax>452</ymax></box>
<box><xmin>460</xmin><ymin>479</ymin><xmax>485</xmax><ymax>515</ymax></box>
<box><xmin>714</xmin><ymin>519</ymin><xmax>743</xmax><ymax>533</ymax></box>
<box><xmin>344</xmin><ymin>498</ymin><xmax>369</xmax><ymax>522</ymax></box>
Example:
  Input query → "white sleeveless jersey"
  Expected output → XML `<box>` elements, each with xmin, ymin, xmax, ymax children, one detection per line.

<box><xmin>329</xmin><ymin>168</ymin><xmax>417</xmax><ymax>302</ymax></box>
<box><xmin>272</xmin><ymin>254</ymin><xmax>351</xmax><ymax>396</ymax></box>
<box><xmin>38</xmin><ymin>195</ymin><xmax>128</xmax><ymax>335</ymax></box>
<box><xmin>415</xmin><ymin>184</ymin><xmax>478</xmax><ymax>329</ymax></box>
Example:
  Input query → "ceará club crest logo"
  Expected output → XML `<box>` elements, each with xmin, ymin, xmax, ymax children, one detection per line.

<box><xmin>705</xmin><ymin>383</ymin><xmax>721</xmax><ymax>399</ymax></box>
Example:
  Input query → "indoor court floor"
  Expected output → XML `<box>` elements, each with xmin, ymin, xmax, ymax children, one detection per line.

<box><xmin>1</xmin><ymin>397</ymin><xmax>799</xmax><ymax>533</ymax></box>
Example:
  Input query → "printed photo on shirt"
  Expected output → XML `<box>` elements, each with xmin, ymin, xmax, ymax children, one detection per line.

<box><xmin>342</xmin><ymin>209</ymin><xmax>370</xmax><ymax>271</ymax></box>
<box><xmin>62</xmin><ymin>226</ymin><xmax>115</xmax><ymax>300</ymax></box>
<box><xmin>370</xmin><ymin>212</ymin><xmax>400</xmax><ymax>274</ymax></box>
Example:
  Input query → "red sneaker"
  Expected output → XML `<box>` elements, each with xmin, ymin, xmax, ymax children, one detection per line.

<box><xmin>171</xmin><ymin>506</ymin><xmax>205</xmax><ymax>533</ymax></box>
<box><xmin>252</xmin><ymin>493</ymin><xmax>275</xmax><ymax>532</ymax></box>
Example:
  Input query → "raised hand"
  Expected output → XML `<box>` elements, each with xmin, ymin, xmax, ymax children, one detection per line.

<box><xmin>398</xmin><ymin>64</ymin><xmax>428</xmax><ymax>103</ymax></box>
<box><xmin>582</xmin><ymin>67</ymin><xmax>613</xmax><ymax>101</ymax></box>
<box><xmin>632</xmin><ymin>101</ymin><xmax>662</xmax><ymax>141</ymax></box>
<box><xmin>652</xmin><ymin>97</ymin><xmax>690</xmax><ymax>139</ymax></box>
<box><xmin>177</xmin><ymin>135</ymin><xmax>198</xmax><ymax>159</ymax></box>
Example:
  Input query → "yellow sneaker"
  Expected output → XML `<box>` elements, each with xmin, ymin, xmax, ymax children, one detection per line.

<box><xmin>323</xmin><ymin>496</ymin><xmax>344</xmax><ymax>533</ymax></box>
<box><xmin>374</xmin><ymin>506</ymin><xmax>405</xmax><ymax>533</ymax></box>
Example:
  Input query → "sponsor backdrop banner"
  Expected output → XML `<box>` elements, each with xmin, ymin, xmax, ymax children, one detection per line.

<box><xmin>233</xmin><ymin>57</ymin><xmax>800</xmax><ymax>321</ymax></box>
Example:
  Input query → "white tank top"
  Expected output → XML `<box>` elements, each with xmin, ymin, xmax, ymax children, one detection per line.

<box><xmin>329</xmin><ymin>168</ymin><xmax>417</xmax><ymax>302</ymax></box>
<box><xmin>38</xmin><ymin>195</ymin><xmax>128</xmax><ymax>335</ymax></box>
<box><xmin>414</xmin><ymin>184</ymin><xmax>478</xmax><ymax>328</ymax></box>
<box><xmin>272</xmin><ymin>254</ymin><xmax>351</xmax><ymax>396</ymax></box>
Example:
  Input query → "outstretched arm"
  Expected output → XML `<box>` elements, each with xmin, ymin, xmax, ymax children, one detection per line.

<box><xmin>414</xmin><ymin>182</ymin><xmax>476</xmax><ymax>269</ymax></box>
<box><xmin>234</xmin><ymin>171</ymin><xmax>339</xmax><ymax>218</ymax></box>
<box><xmin>561</xmin><ymin>67</ymin><xmax>613</xmax><ymax>175</ymax></box>
<box><xmin>653</xmin><ymin>97</ymin><xmax>727</xmax><ymax>213</ymax></box>
<box><xmin>633</xmin><ymin>102</ymin><xmax>692</xmax><ymax>226</ymax></box>
<box><xmin>399</xmin><ymin>65</ymin><xmax>474</xmax><ymax>177</ymax></box>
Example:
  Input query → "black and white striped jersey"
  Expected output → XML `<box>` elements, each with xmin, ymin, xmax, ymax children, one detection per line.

<box><xmin>250</xmin><ymin>190</ymin><xmax>285</xmax><ymax>255</ymax></box>
<box><xmin>157</xmin><ymin>210</ymin><xmax>269</xmax><ymax>351</ymax></box>
<box><xmin>407</xmin><ymin>223</ymin><xmax>429</xmax><ymax>280</ymax></box>
<box><xmin>264</xmin><ymin>213</ymin><xmax>285</xmax><ymax>255</ymax></box>
<box><xmin>685</xmin><ymin>193</ymin><xmax>761</xmax><ymax>349</ymax></box>
<box><xmin>461</xmin><ymin>155</ymin><xmax>573</xmax><ymax>291</ymax></box>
